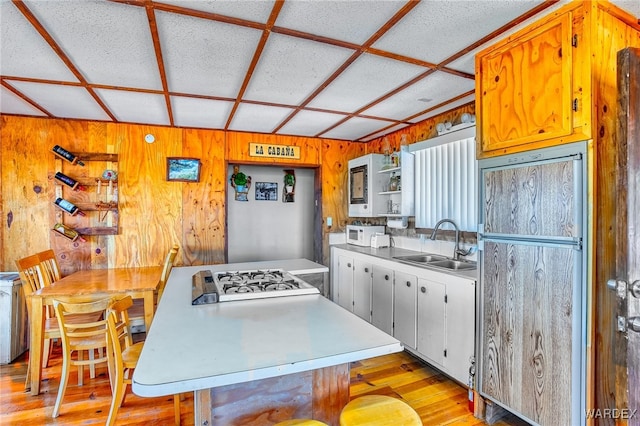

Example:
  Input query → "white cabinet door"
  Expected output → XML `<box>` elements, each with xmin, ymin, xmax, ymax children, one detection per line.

<box><xmin>371</xmin><ymin>265</ymin><xmax>394</xmax><ymax>335</ymax></box>
<box><xmin>417</xmin><ymin>277</ymin><xmax>446</xmax><ymax>368</ymax></box>
<box><xmin>353</xmin><ymin>259</ymin><xmax>372</xmax><ymax>321</ymax></box>
<box><xmin>393</xmin><ymin>270</ymin><xmax>418</xmax><ymax>349</ymax></box>
<box><xmin>336</xmin><ymin>254</ymin><xmax>354</xmax><ymax>311</ymax></box>
<box><xmin>444</xmin><ymin>277</ymin><xmax>476</xmax><ymax>384</ymax></box>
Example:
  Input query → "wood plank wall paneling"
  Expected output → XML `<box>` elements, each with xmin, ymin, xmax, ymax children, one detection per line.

<box><xmin>181</xmin><ymin>128</ymin><xmax>226</xmax><ymax>266</ymax></box>
<box><xmin>591</xmin><ymin>4</ymin><xmax>640</xmax><ymax>417</ymax></box>
<box><xmin>0</xmin><ymin>103</ymin><xmax>473</xmax><ymax>272</ymax></box>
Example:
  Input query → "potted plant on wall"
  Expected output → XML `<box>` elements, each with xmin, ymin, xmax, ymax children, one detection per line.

<box><xmin>283</xmin><ymin>170</ymin><xmax>295</xmax><ymax>203</ymax></box>
<box><xmin>230</xmin><ymin>165</ymin><xmax>251</xmax><ymax>201</ymax></box>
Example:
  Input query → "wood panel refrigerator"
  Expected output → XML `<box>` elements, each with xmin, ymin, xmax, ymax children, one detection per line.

<box><xmin>477</xmin><ymin>142</ymin><xmax>588</xmax><ymax>426</ymax></box>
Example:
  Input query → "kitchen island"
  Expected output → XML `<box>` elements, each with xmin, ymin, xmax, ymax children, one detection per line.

<box><xmin>132</xmin><ymin>259</ymin><xmax>403</xmax><ymax>425</ymax></box>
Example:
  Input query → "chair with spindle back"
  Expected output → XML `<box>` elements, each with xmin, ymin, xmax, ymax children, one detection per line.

<box><xmin>106</xmin><ymin>295</ymin><xmax>181</xmax><ymax>425</ymax></box>
<box><xmin>16</xmin><ymin>254</ymin><xmax>56</xmax><ymax>390</ymax></box>
<box><xmin>128</xmin><ymin>244</ymin><xmax>180</xmax><ymax>333</ymax></box>
<box><xmin>52</xmin><ymin>295</ymin><xmax>115</xmax><ymax>418</ymax></box>
<box><xmin>37</xmin><ymin>249</ymin><xmax>63</xmax><ymax>285</ymax></box>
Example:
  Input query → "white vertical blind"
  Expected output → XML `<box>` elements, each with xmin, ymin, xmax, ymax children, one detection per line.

<box><xmin>414</xmin><ymin>135</ymin><xmax>477</xmax><ymax>231</ymax></box>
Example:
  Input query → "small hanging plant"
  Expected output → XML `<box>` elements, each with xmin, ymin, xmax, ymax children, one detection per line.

<box><xmin>233</xmin><ymin>171</ymin><xmax>248</xmax><ymax>187</ymax></box>
<box><xmin>284</xmin><ymin>172</ymin><xmax>295</xmax><ymax>187</ymax></box>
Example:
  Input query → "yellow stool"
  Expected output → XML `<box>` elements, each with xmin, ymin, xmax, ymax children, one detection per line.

<box><xmin>274</xmin><ymin>420</ymin><xmax>328</xmax><ymax>426</ymax></box>
<box><xmin>339</xmin><ymin>395</ymin><xmax>422</xmax><ymax>426</ymax></box>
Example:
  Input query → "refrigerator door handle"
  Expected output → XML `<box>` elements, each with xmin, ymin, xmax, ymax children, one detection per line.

<box><xmin>482</xmin><ymin>234</ymin><xmax>582</xmax><ymax>250</ymax></box>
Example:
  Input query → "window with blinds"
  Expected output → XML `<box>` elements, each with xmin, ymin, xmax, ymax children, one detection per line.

<box><xmin>411</xmin><ymin>126</ymin><xmax>477</xmax><ymax>232</ymax></box>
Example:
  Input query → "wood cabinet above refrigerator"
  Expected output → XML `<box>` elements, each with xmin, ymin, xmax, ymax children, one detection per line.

<box><xmin>475</xmin><ymin>1</ymin><xmax>639</xmax><ymax>158</ymax></box>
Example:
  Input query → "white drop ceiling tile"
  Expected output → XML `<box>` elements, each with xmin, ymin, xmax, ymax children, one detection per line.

<box><xmin>372</xmin><ymin>0</ymin><xmax>544</xmax><ymax>64</ymax></box>
<box><xmin>23</xmin><ymin>0</ymin><xmax>162</xmax><ymax>89</ymax></box>
<box><xmin>277</xmin><ymin>110</ymin><xmax>347</xmax><ymax>137</ymax></box>
<box><xmin>8</xmin><ymin>81</ymin><xmax>111</xmax><ymax>121</ymax></box>
<box><xmin>0</xmin><ymin>2</ymin><xmax>78</xmax><ymax>82</ymax></box>
<box><xmin>363</xmin><ymin>72</ymin><xmax>475</xmax><ymax>121</ymax></box>
<box><xmin>156</xmin><ymin>10</ymin><xmax>262</xmax><ymax>98</ymax></box>
<box><xmin>409</xmin><ymin>93</ymin><xmax>476</xmax><ymax>124</ymax></box>
<box><xmin>307</xmin><ymin>53</ymin><xmax>425</xmax><ymax>113</ymax></box>
<box><xmin>94</xmin><ymin>89</ymin><xmax>168</xmax><ymax>125</ymax></box>
<box><xmin>321</xmin><ymin>116</ymin><xmax>392</xmax><ymax>141</ymax></box>
<box><xmin>158</xmin><ymin>0</ymin><xmax>276</xmax><ymax>24</ymax></box>
<box><xmin>0</xmin><ymin>85</ymin><xmax>47</xmax><ymax>117</ymax></box>
<box><xmin>229</xmin><ymin>103</ymin><xmax>294</xmax><ymax>134</ymax></box>
<box><xmin>361</xmin><ymin>123</ymin><xmax>410</xmax><ymax>142</ymax></box>
<box><xmin>275</xmin><ymin>0</ymin><xmax>405</xmax><ymax>44</ymax></box>
<box><xmin>171</xmin><ymin>96</ymin><xmax>233</xmax><ymax>129</ymax></box>
<box><xmin>445</xmin><ymin>52</ymin><xmax>477</xmax><ymax>75</ymax></box>
<box><xmin>610</xmin><ymin>0</ymin><xmax>640</xmax><ymax>17</ymax></box>
<box><xmin>244</xmin><ymin>33</ymin><xmax>354</xmax><ymax>106</ymax></box>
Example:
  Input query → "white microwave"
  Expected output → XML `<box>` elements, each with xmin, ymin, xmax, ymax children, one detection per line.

<box><xmin>348</xmin><ymin>154</ymin><xmax>386</xmax><ymax>217</ymax></box>
<box><xmin>346</xmin><ymin>225</ymin><xmax>385</xmax><ymax>246</ymax></box>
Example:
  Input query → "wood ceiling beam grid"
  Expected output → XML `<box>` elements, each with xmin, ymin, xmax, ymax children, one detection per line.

<box><xmin>315</xmin><ymin>0</ymin><xmax>562</xmax><ymax>141</ymax></box>
<box><xmin>11</xmin><ymin>0</ymin><xmax>118</xmax><ymax>122</ymax></box>
<box><xmin>272</xmin><ymin>0</ymin><xmax>421</xmax><ymax>134</ymax></box>
<box><xmin>145</xmin><ymin>0</ymin><xmax>173</xmax><ymax>126</ymax></box>
<box><xmin>224</xmin><ymin>0</ymin><xmax>285</xmax><ymax>131</ymax></box>
<box><xmin>1</xmin><ymin>79</ymin><xmax>53</xmax><ymax>117</ymax></box>
<box><xmin>357</xmin><ymin>90</ymin><xmax>475</xmax><ymax>142</ymax></box>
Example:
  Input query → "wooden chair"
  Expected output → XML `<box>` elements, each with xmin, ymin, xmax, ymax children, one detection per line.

<box><xmin>52</xmin><ymin>296</ymin><xmax>114</xmax><ymax>418</ymax></box>
<box><xmin>16</xmin><ymin>254</ymin><xmax>56</xmax><ymax>390</ymax></box>
<box><xmin>37</xmin><ymin>249</ymin><xmax>63</xmax><ymax>285</ymax></box>
<box><xmin>106</xmin><ymin>296</ymin><xmax>181</xmax><ymax>425</ymax></box>
<box><xmin>129</xmin><ymin>244</ymin><xmax>180</xmax><ymax>332</ymax></box>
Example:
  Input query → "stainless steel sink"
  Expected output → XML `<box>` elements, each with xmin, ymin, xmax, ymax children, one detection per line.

<box><xmin>393</xmin><ymin>254</ymin><xmax>448</xmax><ymax>263</ymax></box>
<box><xmin>426</xmin><ymin>259</ymin><xmax>477</xmax><ymax>271</ymax></box>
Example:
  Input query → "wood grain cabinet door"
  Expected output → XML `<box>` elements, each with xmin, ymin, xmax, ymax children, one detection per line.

<box><xmin>480</xmin><ymin>241</ymin><xmax>580</xmax><ymax>426</ymax></box>
<box><xmin>476</xmin><ymin>11</ymin><xmax>580</xmax><ymax>156</ymax></box>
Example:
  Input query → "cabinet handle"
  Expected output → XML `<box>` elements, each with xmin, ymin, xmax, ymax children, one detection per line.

<box><xmin>420</xmin><ymin>287</ymin><xmax>426</xmax><ymax>293</ymax></box>
<box><xmin>364</xmin><ymin>267</ymin><xmax>369</xmax><ymax>273</ymax></box>
<box><xmin>385</xmin><ymin>275</ymin><xmax>389</xmax><ymax>280</ymax></box>
<box><xmin>406</xmin><ymin>281</ymin><xmax>411</xmax><ymax>287</ymax></box>
<box><xmin>347</xmin><ymin>263</ymin><xmax>351</xmax><ymax>268</ymax></box>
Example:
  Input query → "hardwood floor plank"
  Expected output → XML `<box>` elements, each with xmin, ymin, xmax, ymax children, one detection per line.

<box><xmin>1</xmin><ymin>345</ymin><xmax>530</xmax><ymax>425</ymax></box>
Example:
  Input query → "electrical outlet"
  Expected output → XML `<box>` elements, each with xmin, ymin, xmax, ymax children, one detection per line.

<box><xmin>327</xmin><ymin>217</ymin><xmax>332</xmax><ymax>227</ymax></box>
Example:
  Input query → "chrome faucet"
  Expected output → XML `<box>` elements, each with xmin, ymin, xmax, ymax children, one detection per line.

<box><xmin>430</xmin><ymin>219</ymin><xmax>472</xmax><ymax>260</ymax></box>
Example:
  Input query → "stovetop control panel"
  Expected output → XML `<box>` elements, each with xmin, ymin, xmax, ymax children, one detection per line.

<box><xmin>191</xmin><ymin>270</ymin><xmax>218</xmax><ymax>305</ymax></box>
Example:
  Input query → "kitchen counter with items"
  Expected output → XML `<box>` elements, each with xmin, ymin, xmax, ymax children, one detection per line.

<box><xmin>133</xmin><ymin>258</ymin><xmax>402</xmax><ymax>425</ymax></box>
<box><xmin>330</xmin><ymin>243</ymin><xmax>478</xmax><ymax>281</ymax></box>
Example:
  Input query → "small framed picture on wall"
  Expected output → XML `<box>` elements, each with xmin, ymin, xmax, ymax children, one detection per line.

<box><xmin>167</xmin><ymin>157</ymin><xmax>201</xmax><ymax>182</ymax></box>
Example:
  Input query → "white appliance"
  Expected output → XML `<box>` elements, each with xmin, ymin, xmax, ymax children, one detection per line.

<box><xmin>0</xmin><ymin>273</ymin><xmax>28</xmax><ymax>364</ymax></box>
<box><xmin>346</xmin><ymin>225</ymin><xmax>385</xmax><ymax>247</ymax></box>
<box><xmin>348</xmin><ymin>154</ymin><xmax>386</xmax><ymax>217</ymax></box>
<box><xmin>192</xmin><ymin>269</ymin><xmax>319</xmax><ymax>304</ymax></box>
<box><xmin>370</xmin><ymin>233</ymin><xmax>390</xmax><ymax>248</ymax></box>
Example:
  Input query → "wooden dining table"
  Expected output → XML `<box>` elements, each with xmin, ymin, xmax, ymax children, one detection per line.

<box><xmin>27</xmin><ymin>266</ymin><xmax>163</xmax><ymax>396</ymax></box>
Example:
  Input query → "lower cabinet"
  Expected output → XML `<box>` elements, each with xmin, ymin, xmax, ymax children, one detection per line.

<box><xmin>393</xmin><ymin>270</ymin><xmax>418</xmax><ymax>350</ymax></box>
<box><xmin>417</xmin><ymin>275</ymin><xmax>476</xmax><ymax>384</ymax></box>
<box><xmin>331</xmin><ymin>247</ymin><xmax>476</xmax><ymax>384</ymax></box>
<box><xmin>371</xmin><ymin>265</ymin><xmax>394</xmax><ymax>335</ymax></box>
<box><xmin>335</xmin><ymin>253</ymin><xmax>372</xmax><ymax>322</ymax></box>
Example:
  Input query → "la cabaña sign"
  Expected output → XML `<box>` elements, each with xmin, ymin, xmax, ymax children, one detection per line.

<box><xmin>249</xmin><ymin>143</ymin><xmax>300</xmax><ymax>159</ymax></box>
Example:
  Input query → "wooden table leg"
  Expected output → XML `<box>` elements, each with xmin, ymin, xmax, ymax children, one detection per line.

<box><xmin>29</xmin><ymin>297</ymin><xmax>44</xmax><ymax>396</ymax></box>
<box><xmin>143</xmin><ymin>291</ymin><xmax>154</xmax><ymax>333</ymax></box>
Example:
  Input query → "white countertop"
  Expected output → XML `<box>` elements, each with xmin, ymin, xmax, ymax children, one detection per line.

<box><xmin>132</xmin><ymin>259</ymin><xmax>402</xmax><ymax>397</ymax></box>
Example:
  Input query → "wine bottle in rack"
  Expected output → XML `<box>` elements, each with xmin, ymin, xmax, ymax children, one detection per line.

<box><xmin>52</xmin><ymin>223</ymin><xmax>86</xmax><ymax>242</ymax></box>
<box><xmin>54</xmin><ymin>172</ymin><xmax>85</xmax><ymax>191</ymax></box>
<box><xmin>52</xmin><ymin>145</ymin><xmax>85</xmax><ymax>166</ymax></box>
<box><xmin>54</xmin><ymin>197</ymin><xmax>86</xmax><ymax>216</ymax></box>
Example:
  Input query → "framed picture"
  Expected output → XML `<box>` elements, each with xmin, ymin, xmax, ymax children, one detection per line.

<box><xmin>255</xmin><ymin>182</ymin><xmax>278</xmax><ymax>201</ymax></box>
<box><xmin>167</xmin><ymin>157</ymin><xmax>201</xmax><ymax>182</ymax></box>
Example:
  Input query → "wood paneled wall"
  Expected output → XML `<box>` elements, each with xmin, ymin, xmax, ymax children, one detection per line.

<box><xmin>0</xmin><ymin>104</ymin><xmax>472</xmax><ymax>272</ymax></box>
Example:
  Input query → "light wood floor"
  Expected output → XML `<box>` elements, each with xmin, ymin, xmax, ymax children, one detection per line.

<box><xmin>0</xmin><ymin>344</ymin><xmax>530</xmax><ymax>425</ymax></box>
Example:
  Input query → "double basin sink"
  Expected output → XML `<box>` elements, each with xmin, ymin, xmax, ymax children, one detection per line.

<box><xmin>392</xmin><ymin>254</ymin><xmax>477</xmax><ymax>271</ymax></box>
